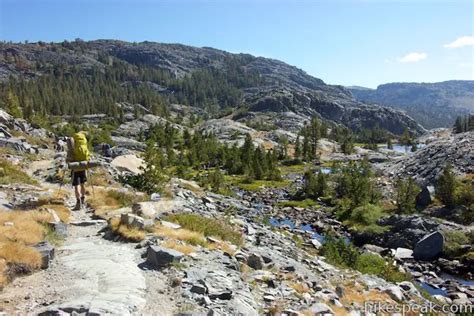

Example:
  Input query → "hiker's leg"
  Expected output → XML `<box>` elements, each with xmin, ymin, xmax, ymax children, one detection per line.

<box><xmin>74</xmin><ymin>185</ymin><xmax>81</xmax><ymax>200</ymax></box>
<box><xmin>80</xmin><ymin>183</ymin><xmax>86</xmax><ymax>198</ymax></box>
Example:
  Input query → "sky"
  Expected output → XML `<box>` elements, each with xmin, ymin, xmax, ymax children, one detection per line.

<box><xmin>0</xmin><ymin>0</ymin><xmax>473</xmax><ymax>88</ymax></box>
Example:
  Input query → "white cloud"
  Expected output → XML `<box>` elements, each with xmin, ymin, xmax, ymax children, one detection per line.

<box><xmin>444</xmin><ymin>36</ymin><xmax>474</xmax><ymax>49</ymax></box>
<box><xmin>398</xmin><ymin>52</ymin><xmax>427</xmax><ymax>63</ymax></box>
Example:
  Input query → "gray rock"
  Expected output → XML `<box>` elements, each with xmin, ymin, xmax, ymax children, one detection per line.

<box><xmin>384</xmin><ymin>285</ymin><xmax>405</xmax><ymax>302</ymax></box>
<box><xmin>310</xmin><ymin>302</ymin><xmax>333</xmax><ymax>315</ymax></box>
<box><xmin>394</xmin><ymin>247</ymin><xmax>413</xmax><ymax>260</ymax></box>
<box><xmin>247</xmin><ymin>253</ymin><xmax>264</xmax><ymax>270</ymax></box>
<box><xmin>146</xmin><ymin>246</ymin><xmax>184</xmax><ymax>268</ymax></box>
<box><xmin>120</xmin><ymin>213</ymin><xmax>145</xmax><ymax>229</ymax></box>
<box><xmin>33</xmin><ymin>241</ymin><xmax>54</xmax><ymax>269</ymax></box>
<box><xmin>190</xmin><ymin>283</ymin><xmax>207</xmax><ymax>295</ymax></box>
<box><xmin>415</xmin><ymin>186</ymin><xmax>434</xmax><ymax>208</ymax></box>
<box><xmin>132</xmin><ymin>201</ymin><xmax>160</xmax><ymax>218</ymax></box>
<box><xmin>51</xmin><ymin>222</ymin><xmax>68</xmax><ymax>238</ymax></box>
<box><xmin>413</xmin><ymin>231</ymin><xmax>444</xmax><ymax>261</ymax></box>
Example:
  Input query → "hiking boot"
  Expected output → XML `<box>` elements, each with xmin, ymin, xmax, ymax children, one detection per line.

<box><xmin>73</xmin><ymin>199</ymin><xmax>82</xmax><ymax>211</ymax></box>
<box><xmin>80</xmin><ymin>196</ymin><xmax>86</xmax><ymax>208</ymax></box>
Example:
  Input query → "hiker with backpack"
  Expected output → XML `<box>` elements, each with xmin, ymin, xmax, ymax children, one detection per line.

<box><xmin>66</xmin><ymin>132</ymin><xmax>91</xmax><ymax>210</ymax></box>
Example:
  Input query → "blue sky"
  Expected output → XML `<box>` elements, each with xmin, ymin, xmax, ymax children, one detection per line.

<box><xmin>0</xmin><ymin>0</ymin><xmax>473</xmax><ymax>87</ymax></box>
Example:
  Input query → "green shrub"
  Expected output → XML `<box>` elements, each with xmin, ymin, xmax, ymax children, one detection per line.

<box><xmin>443</xmin><ymin>230</ymin><xmax>470</xmax><ymax>258</ymax></box>
<box><xmin>0</xmin><ymin>159</ymin><xmax>38</xmax><ymax>185</ymax></box>
<box><xmin>320</xmin><ymin>235</ymin><xmax>359</xmax><ymax>268</ymax></box>
<box><xmin>349</xmin><ymin>203</ymin><xmax>384</xmax><ymax>226</ymax></box>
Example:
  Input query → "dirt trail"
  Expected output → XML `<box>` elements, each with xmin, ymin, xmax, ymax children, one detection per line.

<box><xmin>0</xmin><ymin>189</ymin><xmax>175</xmax><ymax>315</ymax></box>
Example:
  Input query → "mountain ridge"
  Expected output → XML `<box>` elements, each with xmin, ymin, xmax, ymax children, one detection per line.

<box><xmin>348</xmin><ymin>80</ymin><xmax>474</xmax><ymax>129</ymax></box>
<box><xmin>0</xmin><ymin>39</ymin><xmax>424</xmax><ymax>135</ymax></box>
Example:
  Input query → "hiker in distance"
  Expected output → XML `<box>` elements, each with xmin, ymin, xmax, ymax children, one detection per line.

<box><xmin>66</xmin><ymin>132</ymin><xmax>91</xmax><ymax>210</ymax></box>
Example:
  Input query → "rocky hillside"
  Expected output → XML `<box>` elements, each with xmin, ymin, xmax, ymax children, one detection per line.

<box><xmin>348</xmin><ymin>81</ymin><xmax>474</xmax><ymax>129</ymax></box>
<box><xmin>0</xmin><ymin>40</ymin><xmax>424</xmax><ymax>135</ymax></box>
<box><xmin>385</xmin><ymin>129</ymin><xmax>474</xmax><ymax>186</ymax></box>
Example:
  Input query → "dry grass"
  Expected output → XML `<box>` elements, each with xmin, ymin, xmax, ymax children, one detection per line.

<box><xmin>289</xmin><ymin>282</ymin><xmax>310</xmax><ymax>294</ymax></box>
<box><xmin>109</xmin><ymin>217</ymin><xmax>146</xmax><ymax>242</ymax></box>
<box><xmin>0</xmin><ymin>259</ymin><xmax>7</xmax><ymax>287</ymax></box>
<box><xmin>161</xmin><ymin>240</ymin><xmax>195</xmax><ymax>255</ymax></box>
<box><xmin>207</xmin><ymin>240</ymin><xmax>237</xmax><ymax>256</ymax></box>
<box><xmin>39</xmin><ymin>204</ymin><xmax>70</xmax><ymax>223</ymax></box>
<box><xmin>0</xmin><ymin>210</ymin><xmax>50</xmax><ymax>245</ymax></box>
<box><xmin>163</xmin><ymin>213</ymin><xmax>244</xmax><ymax>246</ymax></box>
<box><xmin>88</xmin><ymin>167</ymin><xmax>115</xmax><ymax>186</ymax></box>
<box><xmin>154</xmin><ymin>224</ymin><xmax>207</xmax><ymax>247</ymax></box>
<box><xmin>88</xmin><ymin>188</ymin><xmax>145</xmax><ymax>218</ymax></box>
<box><xmin>339</xmin><ymin>286</ymin><xmax>394</xmax><ymax>305</ymax></box>
<box><xmin>0</xmin><ymin>242</ymin><xmax>42</xmax><ymax>270</ymax></box>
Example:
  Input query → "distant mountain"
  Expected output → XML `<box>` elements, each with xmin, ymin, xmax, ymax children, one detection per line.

<box><xmin>0</xmin><ymin>40</ymin><xmax>424</xmax><ymax>135</ymax></box>
<box><xmin>348</xmin><ymin>81</ymin><xmax>474</xmax><ymax>129</ymax></box>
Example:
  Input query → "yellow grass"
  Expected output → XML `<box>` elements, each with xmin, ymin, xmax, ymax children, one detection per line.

<box><xmin>109</xmin><ymin>217</ymin><xmax>145</xmax><ymax>242</ymax></box>
<box><xmin>161</xmin><ymin>240</ymin><xmax>195</xmax><ymax>255</ymax></box>
<box><xmin>0</xmin><ymin>259</ymin><xmax>7</xmax><ymax>287</ymax></box>
<box><xmin>206</xmin><ymin>240</ymin><xmax>237</xmax><ymax>256</ymax></box>
<box><xmin>153</xmin><ymin>224</ymin><xmax>207</xmax><ymax>247</ymax></box>
<box><xmin>0</xmin><ymin>210</ymin><xmax>49</xmax><ymax>245</ymax></box>
<box><xmin>290</xmin><ymin>282</ymin><xmax>310</xmax><ymax>294</ymax></box>
<box><xmin>0</xmin><ymin>241</ymin><xmax>42</xmax><ymax>270</ymax></box>
<box><xmin>88</xmin><ymin>167</ymin><xmax>114</xmax><ymax>186</ymax></box>
<box><xmin>88</xmin><ymin>188</ymin><xmax>145</xmax><ymax>218</ymax></box>
<box><xmin>39</xmin><ymin>204</ymin><xmax>71</xmax><ymax>223</ymax></box>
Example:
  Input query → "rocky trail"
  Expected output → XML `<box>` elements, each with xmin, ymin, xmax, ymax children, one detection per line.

<box><xmin>0</xmin><ymin>189</ymin><xmax>175</xmax><ymax>315</ymax></box>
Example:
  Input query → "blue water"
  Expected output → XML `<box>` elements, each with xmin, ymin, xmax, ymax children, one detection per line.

<box><xmin>418</xmin><ymin>282</ymin><xmax>448</xmax><ymax>296</ymax></box>
<box><xmin>269</xmin><ymin>217</ymin><xmax>325</xmax><ymax>243</ymax></box>
<box><xmin>320</xmin><ymin>167</ymin><xmax>331</xmax><ymax>174</ymax></box>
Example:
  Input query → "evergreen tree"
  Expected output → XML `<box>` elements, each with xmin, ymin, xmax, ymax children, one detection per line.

<box><xmin>294</xmin><ymin>136</ymin><xmax>302</xmax><ymax>160</ymax></box>
<box><xmin>387</xmin><ymin>138</ymin><xmax>393</xmax><ymax>150</ymax></box>
<box><xmin>3</xmin><ymin>90</ymin><xmax>23</xmax><ymax>118</ymax></box>
<box><xmin>394</xmin><ymin>177</ymin><xmax>421</xmax><ymax>213</ymax></box>
<box><xmin>436</xmin><ymin>164</ymin><xmax>458</xmax><ymax>209</ymax></box>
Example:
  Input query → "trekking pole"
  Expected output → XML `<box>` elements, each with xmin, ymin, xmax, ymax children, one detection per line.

<box><xmin>56</xmin><ymin>166</ymin><xmax>66</xmax><ymax>197</ymax></box>
<box><xmin>87</xmin><ymin>169</ymin><xmax>95</xmax><ymax>198</ymax></box>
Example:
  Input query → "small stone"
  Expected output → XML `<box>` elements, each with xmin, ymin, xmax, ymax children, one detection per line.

<box><xmin>311</xmin><ymin>239</ymin><xmax>322</xmax><ymax>249</ymax></box>
<box><xmin>3</xmin><ymin>221</ymin><xmax>14</xmax><ymax>227</ymax></box>
<box><xmin>190</xmin><ymin>284</ymin><xmax>207</xmax><ymax>295</ymax></box>
<box><xmin>160</xmin><ymin>220</ymin><xmax>181</xmax><ymax>230</ymax></box>
<box><xmin>263</xmin><ymin>295</ymin><xmax>276</xmax><ymax>302</ymax></box>
<box><xmin>384</xmin><ymin>285</ymin><xmax>405</xmax><ymax>302</ymax></box>
<box><xmin>247</xmin><ymin>253</ymin><xmax>264</xmax><ymax>270</ymax></box>
<box><xmin>310</xmin><ymin>303</ymin><xmax>333</xmax><ymax>314</ymax></box>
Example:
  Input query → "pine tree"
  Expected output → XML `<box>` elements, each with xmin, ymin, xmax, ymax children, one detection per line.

<box><xmin>3</xmin><ymin>90</ymin><xmax>23</xmax><ymax>118</ymax></box>
<box><xmin>436</xmin><ymin>164</ymin><xmax>458</xmax><ymax>209</ymax></box>
<box><xmin>394</xmin><ymin>177</ymin><xmax>421</xmax><ymax>213</ymax></box>
<box><xmin>294</xmin><ymin>136</ymin><xmax>302</xmax><ymax>160</ymax></box>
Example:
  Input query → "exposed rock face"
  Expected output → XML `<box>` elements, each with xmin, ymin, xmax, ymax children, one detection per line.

<box><xmin>0</xmin><ymin>41</ymin><xmax>425</xmax><ymax>135</ymax></box>
<box><xmin>348</xmin><ymin>81</ymin><xmax>474</xmax><ymax>128</ymax></box>
<box><xmin>386</xmin><ymin>131</ymin><xmax>474</xmax><ymax>185</ymax></box>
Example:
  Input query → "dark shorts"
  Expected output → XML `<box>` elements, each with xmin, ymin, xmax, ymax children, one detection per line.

<box><xmin>72</xmin><ymin>170</ymin><xmax>87</xmax><ymax>186</ymax></box>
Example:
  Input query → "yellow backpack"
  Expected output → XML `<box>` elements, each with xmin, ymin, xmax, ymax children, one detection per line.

<box><xmin>72</xmin><ymin>132</ymin><xmax>91</xmax><ymax>162</ymax></box>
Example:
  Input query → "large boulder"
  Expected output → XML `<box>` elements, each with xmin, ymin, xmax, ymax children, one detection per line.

<box><xmin>413</xmin><ymin>231</ymin><xmax>444</xmax><ymax>261</ymax></box>
<box><xmin>415</xmin><ymin>186</ymin><xmax>434</xmax><ymax>209</ymax></box>
<box><xmin>146</xmin><ymin>246</ymin><xmax>183</xmax><ymax>268</ymax></box>
<box><xmin>111</xmin><ymin>154</ymin><xmax>145</xmax><ymax>174</ymax></box>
